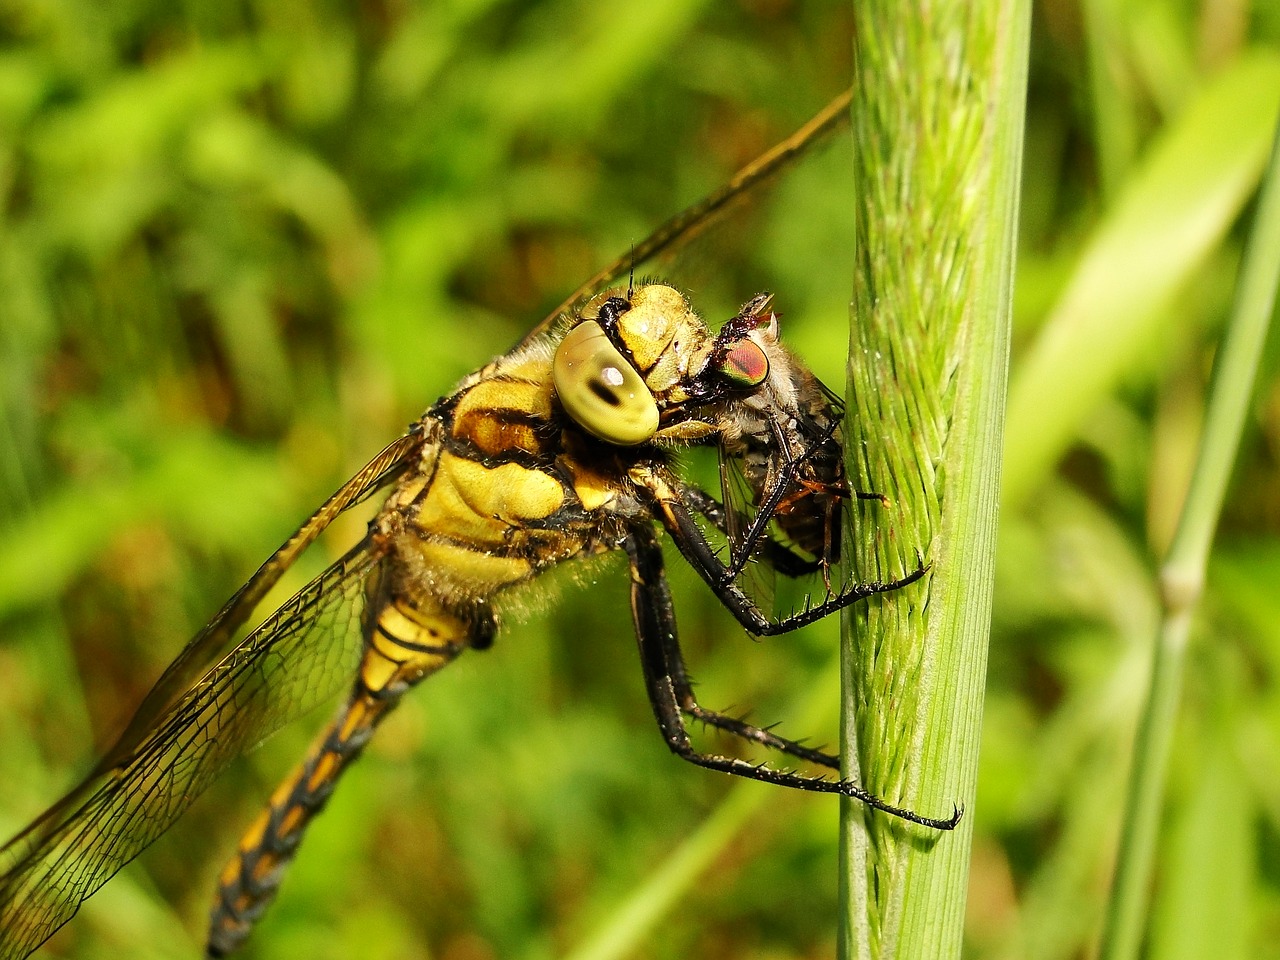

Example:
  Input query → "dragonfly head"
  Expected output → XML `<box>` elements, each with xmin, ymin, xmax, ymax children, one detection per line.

<box><xmin>553</xmin><ymin>283</ymin><xmax>717</xmax><ymax>447</ymax></box>
<box><xmin>550</xmin><ymin>283</ymin><xmax>841</xmax><ymax>470</ymax></box>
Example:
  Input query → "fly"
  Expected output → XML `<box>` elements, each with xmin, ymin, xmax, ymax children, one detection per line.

<box><xmin>0</xmin><ymin>89</ymin><xmax>959</xmax><ymax>960</ymax></box>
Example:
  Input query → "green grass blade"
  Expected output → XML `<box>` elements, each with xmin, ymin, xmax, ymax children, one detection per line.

<box><xmin>1002</xmin><ymin>52</ymin><xmax>1280</xmax><ymax>509</ymax></box>
<box><xmin>840</xmin><ymin>2</ymin><xmax>1030</xmax><ymax>957</ymax></box>
<box><xmin>1098</xmin><ymin>109</ymin><xmax>1280</xmax><ymax>960</ymax></box>
<box><xmin>560</xmin><ymin>783</ymin><xmax>767</xmax><ymax>960</ymax></box>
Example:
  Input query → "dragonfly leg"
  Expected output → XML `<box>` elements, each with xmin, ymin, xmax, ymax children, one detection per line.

<box><xmin>626</xmin><ymin>517</ymin><xmax>839</xmax><ymax>769</ymax></box>
<box><xmin>206</xmin><ymin>595</ymin><xmax>472</xmax><ymax>957</ymax></box>
<box><xmin>653</xmin><ymin>480</ymin><xmax>928</xmax><ymax>637</ymax></box>
<box><xmin>624</xmin><ymin>523</ymin><xmax>960</xmax><ymax>831</ymax></box>
<box><xmin>678</xmin><ymin>482</ymin><xmax>824</xmax><ymax>578</ymax></box>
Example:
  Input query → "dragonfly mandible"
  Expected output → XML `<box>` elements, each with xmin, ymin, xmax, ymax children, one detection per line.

<box><xmin>0</xmin><ymin>89</ymin><xmax>960</xmax><ymax>960</ymax></box>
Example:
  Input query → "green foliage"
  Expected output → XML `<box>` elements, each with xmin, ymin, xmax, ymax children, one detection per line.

<box><xmin>1100</xmin><ymin>105</ymin><xmax>1280</xmax><ymax>960</ymax></box>
<box><xmin>1</xmin><ymin>2</ymin><xmax>1279</xmax><ymax>960</ymax></box>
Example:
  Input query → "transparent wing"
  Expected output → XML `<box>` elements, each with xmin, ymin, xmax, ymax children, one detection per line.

<box><xmin>0</xmin><ymin>431</ymin><xmax>422</xmax><ymax>960</ymax></box>
<box><xmin>718</xmin><ymin>449</ymin><xmax>779</xmax><ymax>615</ymax></box>
<box><xmin>99</xmin><ymin>430</ymin><xmax>420</xmax><ymax>774</ymax></box>
<box><xmin>0</xmin><ymin>542</ymin><xmax>380</xmax><ymax>960</ymax></box>
<box><xmin>519</xmin><ymin>89</ymin><xmax>852</xmax><ymax>343</ymax></box>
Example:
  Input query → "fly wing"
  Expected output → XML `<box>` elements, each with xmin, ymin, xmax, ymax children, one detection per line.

<box><xmin>0</xmin><ymin>541</ymin><xmax>380</xmax><ymax>960</ymax></box>
<box><xmin>717</xmin><ymin>447</ymin><xmax>779</xmax><ymax>616</ymax></box>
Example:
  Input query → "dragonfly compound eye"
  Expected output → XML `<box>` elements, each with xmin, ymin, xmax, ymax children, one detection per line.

<box><xmin>553</xmin><ymin>320</ymin><xmax>659</xmax><ymax>446</ymax></box>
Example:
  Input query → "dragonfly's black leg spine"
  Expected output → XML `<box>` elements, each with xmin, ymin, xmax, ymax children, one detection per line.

<box><xmin>677</xmin><ymin>482</ymin><xmax>823</xmax><ymax>578</ymax></box>
<box><xmin>654</xmin><ymin>483</ymin><xmax>928</xmax><ymax>636</ymax></box>
<box><xmin>623</xmin><ymin>524</ymin><xmax>959</xmax><ymax>830</ymax></box>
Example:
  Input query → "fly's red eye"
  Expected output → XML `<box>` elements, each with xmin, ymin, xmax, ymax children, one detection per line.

<box><xmin>719</xmin><ymin>340</ymin><xmax>769</xmax><ymax>386</ymax></box>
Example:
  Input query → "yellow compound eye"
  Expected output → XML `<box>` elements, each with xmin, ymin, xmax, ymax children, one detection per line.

<box><xmin>553</xmin><ymin>320</ymin><xmax>659</xmax><ymax>446</ymax></box>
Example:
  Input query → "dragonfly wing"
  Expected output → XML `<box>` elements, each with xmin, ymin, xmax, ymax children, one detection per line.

<box><xmin>101</xmin><ymin>430</ymin><xmax>421</xmax><ymax>773</ymax></box>
<box><xmin>520</xmin><ymin>89</ymin><xmax>853</xmax><ymax>345</ymax></box>
<box><xmin>0</xmin><ymin>541</ymin><xmax>381</xmax><ymax>960</ymax></box>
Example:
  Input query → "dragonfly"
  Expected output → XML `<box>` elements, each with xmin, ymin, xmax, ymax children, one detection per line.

<box><xmin>0</xmin><ymin>89</ymin><xmax>960</xmax><ymax>960</ymax></box>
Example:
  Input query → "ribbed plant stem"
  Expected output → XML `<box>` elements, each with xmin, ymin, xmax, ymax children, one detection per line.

<box><xmin>839</xmin><ymin>3</ymin><xmax>1031</xmax><ymax>958</ymax></box>
<box><xmin>1098</xmin><ymin>112</ymin><xmax>1280</xmax><ymax>960</ymax></box>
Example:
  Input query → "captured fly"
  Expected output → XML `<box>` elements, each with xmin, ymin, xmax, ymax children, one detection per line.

<box><xmin>0</xmin><ymin>91</ymin><xmax>958</xmax><ymax>960</ymax></box>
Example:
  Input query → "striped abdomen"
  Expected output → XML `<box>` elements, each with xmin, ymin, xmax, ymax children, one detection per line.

<box><xmin>207</xmin><ymin>593</ymin><xmax>469</xmax><ymax>957</ymax></box>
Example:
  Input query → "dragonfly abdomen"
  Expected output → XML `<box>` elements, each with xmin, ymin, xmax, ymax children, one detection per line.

<box><xmin>208</xmin><ymin>593</ymin><xmax>469</xmax><ymax>957</ymax></box>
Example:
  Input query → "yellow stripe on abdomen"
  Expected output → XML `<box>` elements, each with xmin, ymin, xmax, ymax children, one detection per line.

<box><xmin>209</xmin><ymin>591</ymin><xmax>465</xmax><ymax>957</ymax></box>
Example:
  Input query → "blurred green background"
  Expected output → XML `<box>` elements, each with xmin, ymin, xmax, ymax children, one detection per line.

<box><xmin>1</xmin><ymin>1</ymin><xmax>1279</xmax><ymax>959</ymax></box>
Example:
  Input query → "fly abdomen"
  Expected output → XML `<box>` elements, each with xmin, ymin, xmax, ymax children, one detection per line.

<box><xmin>774</xmin><ymin>438</ymin><xmax>847</xmax><ymax>563</ymax></box>
<box><xmin>774</xmin><ymin>487</ymin><xmax>843</xmax><ymax>563</ymax></box>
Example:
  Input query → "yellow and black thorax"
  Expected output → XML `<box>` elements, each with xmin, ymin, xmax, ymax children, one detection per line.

<box><xmin>368</xmin><ymin>282</ymin><xmax>847</xmax><ymax>643</ymax></box>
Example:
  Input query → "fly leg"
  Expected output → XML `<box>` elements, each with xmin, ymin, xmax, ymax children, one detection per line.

<box><xmin>206</xmin><ymin>596</ymin><xmax>481</xmax><ymax>957</ymax></box>
<box><xmin>624</xmin><ymin>524</ymin><xmax>959</xmax><ymax>830</ymax></box>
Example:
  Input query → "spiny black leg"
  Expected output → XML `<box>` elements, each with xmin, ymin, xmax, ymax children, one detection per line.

<box><xmin>681</xmin><ymin>705</ymin><xmax>839</xmax><ymax>770</ymax></box>
<box><xmin>623</xmin><ymin>523</ymin><xmax>960</xmax><ymax>831</ymax></box>
<box><xmin>678</xmin><ymin>482</ymin><xmax>824</xmax><ymax>578</ymax></box>
<box><xmin>630</xmin><ymin>512</ymin><xmax>839</xmax><ymax>769</ymax></box>
<box><xmin>654</xmin><ymin>485</ymin><xmax>928</xmax><ymax>637</ymax></box>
